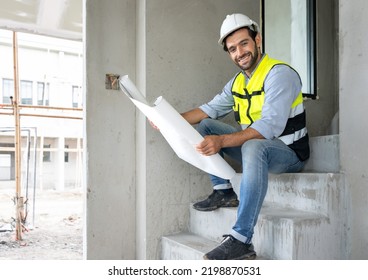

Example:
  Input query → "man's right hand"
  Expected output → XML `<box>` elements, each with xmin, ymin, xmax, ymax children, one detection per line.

<box><xmin>149</xmin><ymin>119</ymin><xmax>159</xmax><ymax>130</ymax></box>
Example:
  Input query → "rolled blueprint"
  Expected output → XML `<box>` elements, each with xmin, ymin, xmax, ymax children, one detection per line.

<box><xmin>119</xmin><ymin>75</ymin><xmax>236</xmax><ymax>180</ymax></box>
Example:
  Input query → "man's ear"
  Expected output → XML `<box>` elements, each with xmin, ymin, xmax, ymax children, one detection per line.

<box><xmin>255</xmin><ymin>33</ymin><xmax>262</xmax><ymax>49</ymax></box>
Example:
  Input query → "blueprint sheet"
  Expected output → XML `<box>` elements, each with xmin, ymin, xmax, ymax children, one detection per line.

<box><xmin>119</xmin><ymin>75</ymin><xmax>236</xmax><ymax>180</ymax></box>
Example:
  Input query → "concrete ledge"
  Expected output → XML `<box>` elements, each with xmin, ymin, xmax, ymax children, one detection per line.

<box><xmin>303</xmin><ymin>134</ymin><xmax>340</xmax><ymax>172</ymax></box>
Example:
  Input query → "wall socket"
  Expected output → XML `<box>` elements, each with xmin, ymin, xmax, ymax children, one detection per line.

<box><xmin>105</xmin><ymin>74</ymin><xmax>120</xmax><ymax>90</ymax></box>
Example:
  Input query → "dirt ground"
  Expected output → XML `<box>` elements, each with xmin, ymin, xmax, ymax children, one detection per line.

<box><xmin>0</xmin><ymin>187</ymin><xmax>83</xmax><ymax>260</ymax></box>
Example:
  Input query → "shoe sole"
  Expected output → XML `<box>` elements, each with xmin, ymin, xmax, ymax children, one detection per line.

<box><xmin>203</xmin><ymin>252</ymin><xmax>257</xmax><ymax>260</ymax></box>
<box><xmin>193</xmin><ymin>200</ymin><xmax>239</xmax><ymax>212</ymax></box>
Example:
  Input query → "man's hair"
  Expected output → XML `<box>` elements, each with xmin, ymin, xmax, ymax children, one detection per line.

<box><xmin>222</xmin><ymin>27</ymin><xmax>258</xmax><ymax>52</ymax></box>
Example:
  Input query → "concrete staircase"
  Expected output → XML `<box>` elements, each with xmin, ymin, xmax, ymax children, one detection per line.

<box><xmin>161</xmin><ymin>135</ymin><xmax>349</xmax><ymax>260</ymax></box>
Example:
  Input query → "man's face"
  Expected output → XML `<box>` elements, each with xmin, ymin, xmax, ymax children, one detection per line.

<box><xmin>225</xmin><ymin>28</ymin><xmax>261</xmax><ymax>75</ymax></box>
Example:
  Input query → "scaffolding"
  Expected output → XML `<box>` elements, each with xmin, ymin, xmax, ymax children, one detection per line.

<box><xmin>0</xmin><ymin>127</ymin><xmax>37</xmax><ymax>231</ymax></box>
<box><xmin>1</xmin><ymin>31</ymin><xmax>83</xmax><ymax>240</ymax></box>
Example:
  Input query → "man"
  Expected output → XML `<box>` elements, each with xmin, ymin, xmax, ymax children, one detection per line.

<box><xmin>181</xmin><ymin>14</ymin><xmax>310</xmax><ymax>260</ymax></box>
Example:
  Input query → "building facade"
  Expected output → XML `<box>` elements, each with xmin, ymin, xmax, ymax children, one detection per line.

<box><xmin>0</xmin><ymin>29</ymin><xmax>83</xmax><ymax>191</ymax></box>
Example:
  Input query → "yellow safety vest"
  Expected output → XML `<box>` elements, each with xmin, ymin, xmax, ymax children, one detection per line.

<box><xmin>231</xmin><ymin>54</ymin><xmax>304</xmax><ymax>125</ymax></box>
<box><xmin>231</xmin><ymin>54</ymin><xmax>309</xmax><ymax>161</ymax></box>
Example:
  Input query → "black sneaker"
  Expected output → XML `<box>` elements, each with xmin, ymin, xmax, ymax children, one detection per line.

<box><xmin>203</xmin><ymin>235</ymin><xmax>257</xmax><ymax>260</ymax></box>
<box><xmin>193</xmin><ymin>189</ymin><xmax>239</xmax><ymax>211</ymax></box>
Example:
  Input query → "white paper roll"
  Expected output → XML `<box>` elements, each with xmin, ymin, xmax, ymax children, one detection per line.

<box><xmin>119</xmin><ymin>75</ymin><xmax>236</xmax><ymax>179</ymax></box>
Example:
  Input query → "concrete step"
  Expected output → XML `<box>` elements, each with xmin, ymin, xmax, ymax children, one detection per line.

<box><xmin>161</xmin><ymin>232</ymin><xmax>267</xmax><ymax>260</ymax></box>
<box><xmin>161</xmin><ymin>136</ymin><xmax>346</xmax><ymax>260</ymax></box>
<box><xmin>231</xmin><ymin>172</ymin><xmax>344</xmax><ymax>215</ymax></box>
<box><xmin>161</xmin><ymin>232</ymin><xmax>218</xmax><ymax>260</ymax></box>
<box><xmin>188</xmin><ymin>202</ymin><xmax>330</xmax><ymax>259</ymax></box>
<box><xmin>253</xmin><ymin>204</ymin><xmax>330</xmax><ymax>259</ymax></box>
<box><xmin>163</xmin><ymin>203</ymin><xmax>328</xmax><ymax>259</ymax></box>
<box><xmin>162</xmin><ymin>172</ymin><xmax>348</xmax><ymax>260</ymax></box>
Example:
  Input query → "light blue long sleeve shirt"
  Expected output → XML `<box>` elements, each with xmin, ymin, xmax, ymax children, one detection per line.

<box><xmin>199</xmin><ymin>56</ymin><xmax>302</xmax><ymax>140</ymax></box>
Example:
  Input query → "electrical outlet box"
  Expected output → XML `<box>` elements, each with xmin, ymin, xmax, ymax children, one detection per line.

<box><xmin>105</xmin><ymin>74</ymin><xmax>120</xmax><ymax>90</ymax></box>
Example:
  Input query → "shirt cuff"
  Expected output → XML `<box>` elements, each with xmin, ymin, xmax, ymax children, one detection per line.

<box><xmin>199</xmin><ymin>104</ymin><xmax>218</xmax><ymax>119</ymax></box>
<box><xmin>250</xmin><ymin>121</ymin><xmax>274</xmax><ymax>140</ymax></box>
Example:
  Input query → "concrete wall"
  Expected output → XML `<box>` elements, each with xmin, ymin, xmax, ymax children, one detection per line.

<box><xmin>143</xmin><ymin>0</ymin><xmax>259</xmax><ymax>260</ymax></box>
<box><xmin>85</xmin><ymin>0</ymin><xmax>259</xmax><ymax>259</ymax></box>
<box><xmin>85</xmin><ymin>0</ymin><xmax>368</xmax><ymax>260</ymax></box>
<box><xmin>339</xmin><ymin>0</ymin><xmax>368</xmax><ymax>259</ymax></box>
<box><xmin>84</xmin><ymin>0</ymin><xmax>136</xmax><ymax>259</ymax></box>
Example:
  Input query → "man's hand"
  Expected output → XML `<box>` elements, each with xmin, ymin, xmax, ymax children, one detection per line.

<box><xmin>196</xmin><ymin>135</ymin><xmax>223</xmax><ymax>156</ymax></box>
<box><xmin>149</xmin><ymin>119</ymin><xmax>159</xmax><ymax>130</ymax></box>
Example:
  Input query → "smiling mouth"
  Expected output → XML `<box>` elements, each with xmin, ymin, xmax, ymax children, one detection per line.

<box><xmin>238</xmin><ymin>53</ymin><xmax>251</xmax><ymax>64</ymax></box>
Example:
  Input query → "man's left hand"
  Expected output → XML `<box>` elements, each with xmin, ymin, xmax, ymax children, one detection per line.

<box><xmin>196</xmin><ymin>135</ymin><xmax>223</xmax><ymax>156</ymax></box>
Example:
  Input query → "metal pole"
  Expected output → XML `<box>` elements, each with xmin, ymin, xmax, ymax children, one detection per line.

<box><xmin>32</xmin><ymin>128</ymin><xmax>37</xmax><ymax>227</ymax></box>
<box><xmin>0</xmin><ymin>111</ymin><xmax>83</xmax><ymax>120</ymax></box>
<box><xmin>12</xmin><ymin>31</ymin><xmax>24</xmax><ymax>241</ymax></box>
<box><xmin>0</xmin><ymin>103</ymin><xmax>83</xmax><ymax>111</ymax></box>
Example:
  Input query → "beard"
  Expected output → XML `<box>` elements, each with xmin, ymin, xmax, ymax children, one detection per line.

<box><xmin>237</xmin><ymin>46</ymin><xmax>259</xmax><ymax>72</ymax></box>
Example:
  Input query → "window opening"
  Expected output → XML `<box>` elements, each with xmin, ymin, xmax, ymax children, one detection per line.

<box><xmin>2</xmin><ymin>78</ymin><xmax>14</xmax><ymax>104</ymax></box>
<box><xmin>65</xmin><ymin>144</ymin><xmax>69</xmax><ymax>162</ymax></box>
<box><xmin>37</xmin><ymin>82</ymin><xmax>50</xmax><ymax>106</ymax></box>
<box><xmin>43</xmin><ymin>144</ymin><xmax>51</xmax><ymax>162</ymax></box>
<box><xmin>262</xmin><ymin>0</ymin><xmax>317</xmax><ymax>98</ymax></box>
<box><xmin>20</xmin><ymin>80</ymin><xmax>33</xmax><ymax>105</ymax></box>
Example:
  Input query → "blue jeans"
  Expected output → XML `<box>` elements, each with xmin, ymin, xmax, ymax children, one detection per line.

<box><xmin>197</xmin><ymin>118</ymin><xmax>305</xmax><ymax>244</ymax></box>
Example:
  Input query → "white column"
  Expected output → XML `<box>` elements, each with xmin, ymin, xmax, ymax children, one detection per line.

<box><xmin>38</xmin><ymin>136</ymin><xmax>44</xmax><ymax>191</ymax></box>
<box><xmin>56</xmin><ymin>136</ymin><xmax>65</xmax><ymax>191</ymax></box>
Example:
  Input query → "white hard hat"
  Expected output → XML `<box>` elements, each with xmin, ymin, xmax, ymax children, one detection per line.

<box><xmin>218</xmin><ymin>13</ymin><xmax>259</xmax><ymax>45</ymax></box>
